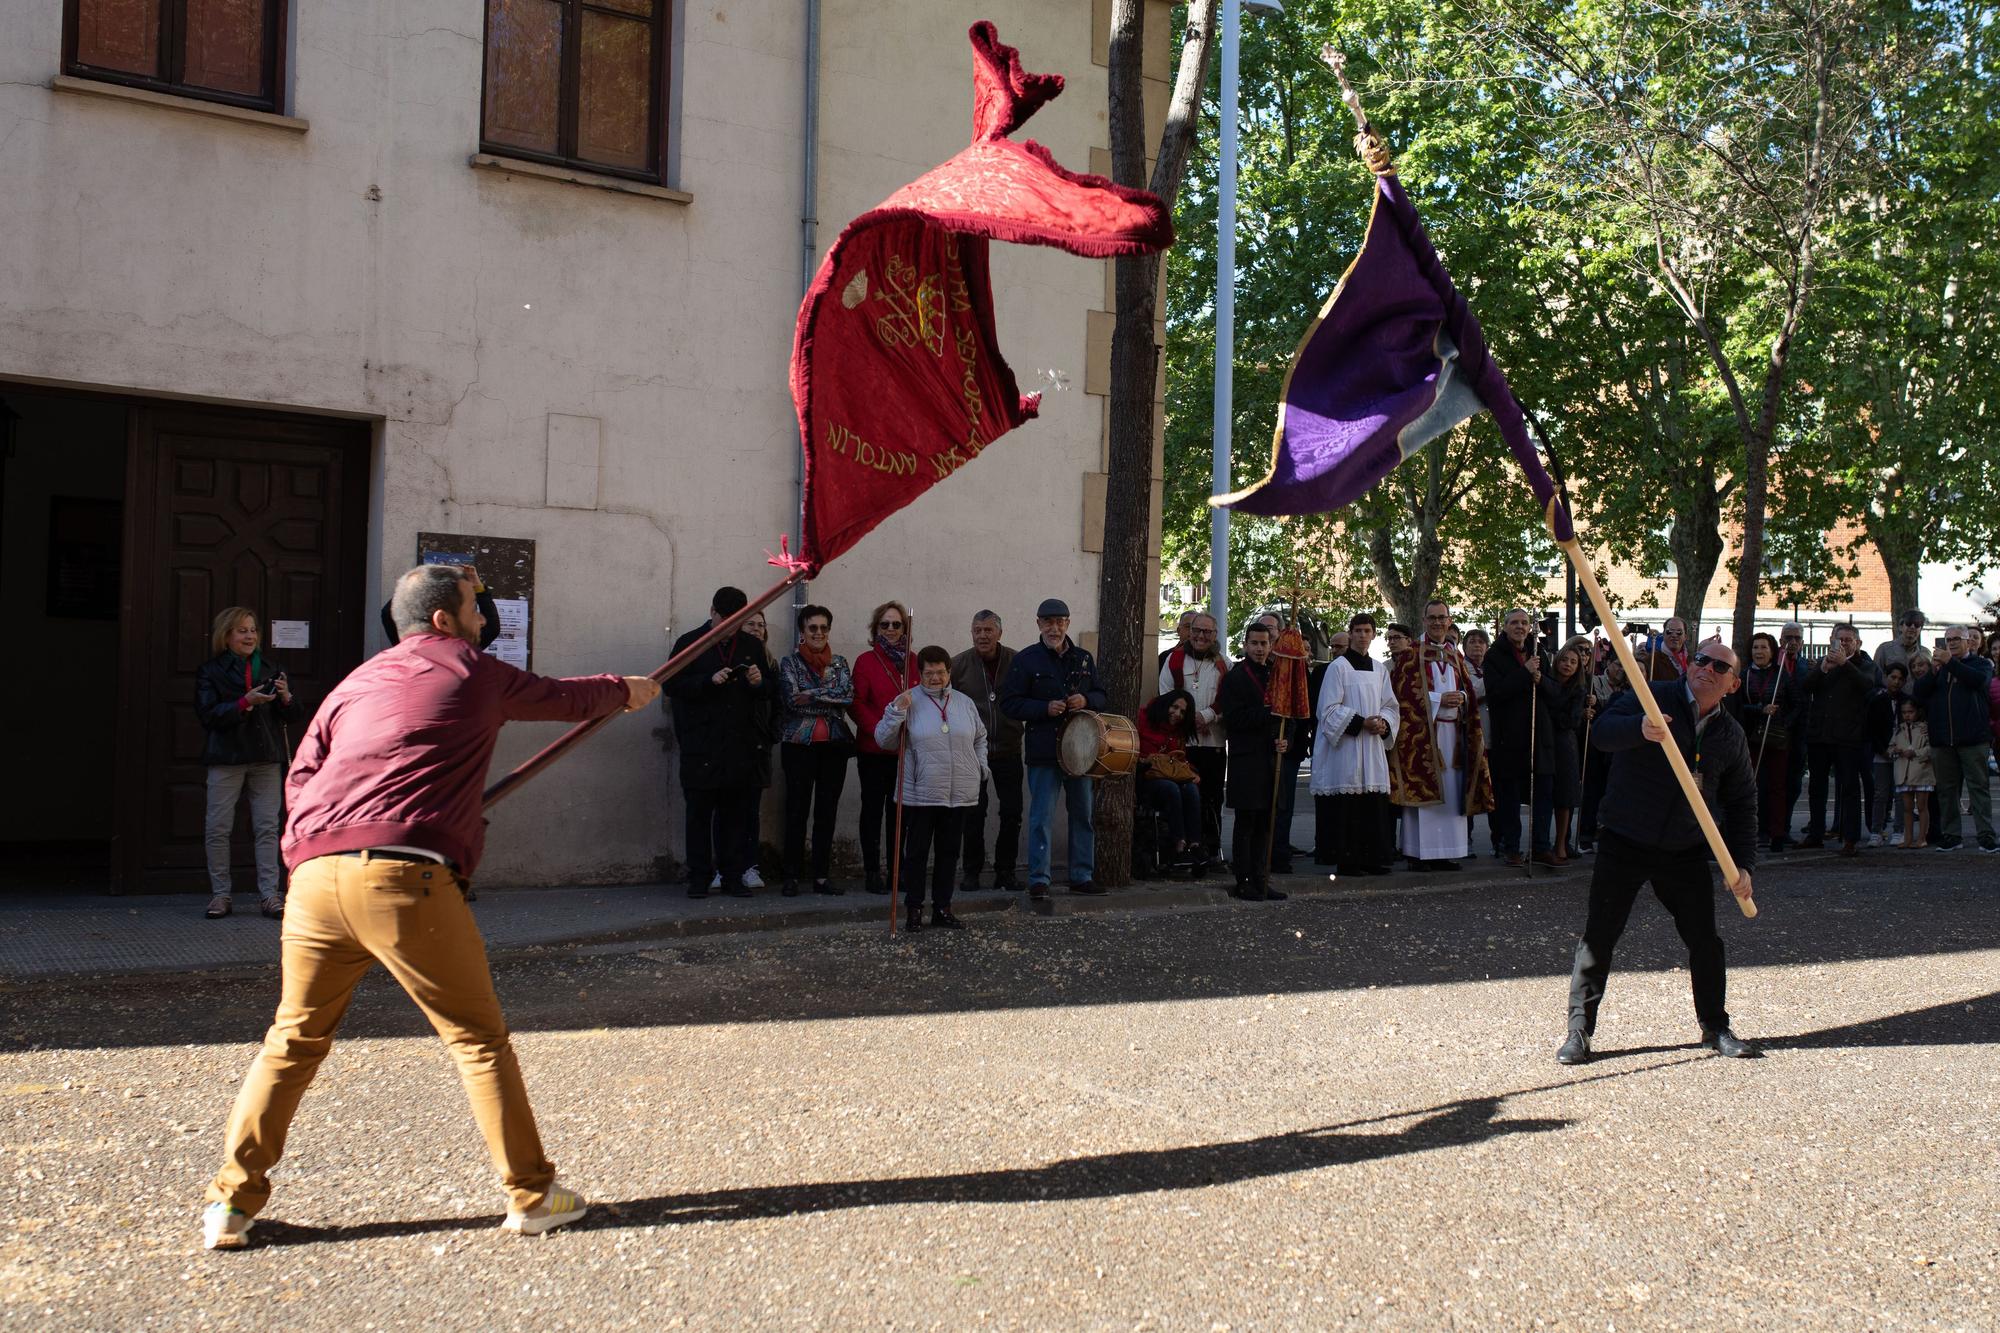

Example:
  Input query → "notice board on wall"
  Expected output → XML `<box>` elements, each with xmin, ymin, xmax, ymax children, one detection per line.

<box><xmin>416</xmin><ymin>531</ymin><xmax>536</xmax><ymax>672</ymax></box>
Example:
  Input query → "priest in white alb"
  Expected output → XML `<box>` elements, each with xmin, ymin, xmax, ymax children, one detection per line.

<box><xmin>1388</xmin><ymin>599</ymin><xmax>1494</xmax><ymax>870</ymax></box>
<box><xmin>1310</xmin><ymin>613</ymin><xmax>1399</xmax><ymax>875</ymax></box>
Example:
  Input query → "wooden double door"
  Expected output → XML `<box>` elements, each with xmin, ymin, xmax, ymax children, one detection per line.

<box><xmin>114</xmin><ymin>404</ymin><xmax>369</xmax><ymax>891</ymax></box>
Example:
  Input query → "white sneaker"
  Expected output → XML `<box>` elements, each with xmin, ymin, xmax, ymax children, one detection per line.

<box><xmin>709</xmin><ymin>872</ymin><xmax>721</xmax><ymax>890</ymax></box>
<box><xmin>202</xmin><ymin>1202</ymin><xmax>253</xmax><ymax>1250</ymax></box>
<box><xmin>1865</xmin><ymin>833</ymin><xmax>1883</xmax><ymax>849</ymax></box>
<box><xmin>742</xmin><ymin>867</ymin><xmax>766</xmax><ymax>890</ymax></box>
<box><xmin>502</xmin><ymin>1185</ymin><xmax>588</xmax><ymax>1236</ymax></box>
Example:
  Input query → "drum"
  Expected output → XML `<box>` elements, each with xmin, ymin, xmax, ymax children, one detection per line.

<box><xmin>1057</xmin><ymin>710</ymin><xmax>1139</xmax><ymax>780</ymax></box>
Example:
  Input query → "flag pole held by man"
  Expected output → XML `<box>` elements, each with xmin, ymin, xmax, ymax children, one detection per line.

<box><xmin>1210</xmin><ymin>47</ymin><xmax>1755</xmax><ymax>926</ymax></box>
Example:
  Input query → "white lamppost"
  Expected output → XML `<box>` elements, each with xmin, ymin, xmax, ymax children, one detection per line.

<box><xmin>1210</xmin><ymin>0</ymin><xmax>1284</xmax><ymax>638</ymax></box>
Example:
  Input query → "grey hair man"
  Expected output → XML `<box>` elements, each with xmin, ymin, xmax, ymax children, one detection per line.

<box><xmin>952</xmin><ymin>610</ymin><xmax>1024</xmax><ymax>889</ymax></box>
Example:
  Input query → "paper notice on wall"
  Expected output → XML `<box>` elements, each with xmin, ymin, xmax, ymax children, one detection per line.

<box><xmin>489</xmin><ymin>598</ymin><xmax>530</xmax><ymax>670</ymax></box>
<box><xmin>271</xmin><ymin>620</ymin><xmax>310</xmax><ymax>649</ymax></box>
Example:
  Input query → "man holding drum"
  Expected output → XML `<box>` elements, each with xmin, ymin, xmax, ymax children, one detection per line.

<box><xmin>1001</xmin><ymin>598</ymin><xmax>1109</xmax><ymax>900</ymax></box>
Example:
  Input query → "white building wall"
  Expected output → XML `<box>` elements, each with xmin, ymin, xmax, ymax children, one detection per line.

<box><xmin>0</xmin><ymin>0</ymin><xmax>1116</xmax><ymax>884</ymax></box>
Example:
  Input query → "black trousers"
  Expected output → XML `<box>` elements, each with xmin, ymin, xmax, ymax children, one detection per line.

<box><xmin>1802</xmin><ymin>741</ymin><xmax>1836</xmax><ymax>841</ymax></box>
<box><xmin>1270</xmin><ymin>747</ymin><xmax>1302</xmax><ymax>870</ymax></box>
<box><xmin>1230</xmin><ymin>806</ymin><xmax>1273</xmax><ymax>885</ymax></box>
<box><xmin>961</xmin><ymin>752</ymin><xmax>1024</xmax><ymax>881</ymax></box>
<box><xmin>1189</xmin><ymin>746</ymin><xmax>1226</xmax><ymax>854</ymax></box>
<box><xmin>686</xmin><ymin>785</ymin><xmax>758</xmax><ymax>888</ymax></box>
<box><xmin>900</xmin><ymin>805</ymin><xmax>964</xmax><ymax>913</ymax></box>
<box><xmin>856</xmin><ymin>751</ymin><xmax>900</xmax><ymax>878</ymax></box>
<box><xmin>1579</xmin><ymin>747</ymin><xmax>1611</xmax><ymax>841</ymax></box>
<box><xmin>1831</xmin><ymin>740</ymin><xmax>1871</xmax><ymax>845</ymax></box>
<box><xmin>1490</xmin><ymin>764</ymin><xmax>1554</xmax><ymax>853</ymax></box>
<box><xmin>1567</xmin><ymin>828</ymin><xmax>1729</xmax><ymax>1035</ymax></box>
<box><xmin>1324</xmin><ymin>792</ymin><xmax>1391</xmax><ymax>872</ymax></box>
<box><xmin>781</xmin><ymin>741</ymin><xmax>851</xmax><ymax>881</ymax></box>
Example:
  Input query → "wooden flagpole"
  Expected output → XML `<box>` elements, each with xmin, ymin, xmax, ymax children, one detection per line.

<box><xmin>1524</xmin><ymin>634</ymin><xmax>1540</xmax><ymax>876</ymax></box>
<box><xmin>883</xmin><ymin>611</ymin><xmax>913</xmax><ymax>936</ymax></box>
<box><xmin>482</xmin><ymin>567</ymin><xmax>808</xmax><ymax>809</ymax></box>
<box><xmin>1548</xmin><ymin>505</ymin><xmax>1755</xmax><ymax>917</ymax></box>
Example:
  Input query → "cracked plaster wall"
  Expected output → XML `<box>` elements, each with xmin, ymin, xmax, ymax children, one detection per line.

<box><xmin>0</xmin><ymin>0</ymin><xmax>1113</xmax><ymax>885</ymax></box>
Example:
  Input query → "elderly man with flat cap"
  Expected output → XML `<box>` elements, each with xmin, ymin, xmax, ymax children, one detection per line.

<box><xmin>1000</xmin><ymin>598</ymin><xmax>1108</xmax><ymax>899</ymax></box>
<box><xmin>1558</xmin><ymin>636</ymin><xmax>1760</xmax><ymax>1065</ymax></box>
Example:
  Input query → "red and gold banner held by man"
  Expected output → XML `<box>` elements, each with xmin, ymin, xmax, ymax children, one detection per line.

<box><xmin>485</xmin><ymin>22</ymin><xmax>1171</xmax><ymax>809</ymax></box>
<box><xmin>788</xmin><ymin>21</ymin><xmax>1174</xmax><ymax>575</ymax></box>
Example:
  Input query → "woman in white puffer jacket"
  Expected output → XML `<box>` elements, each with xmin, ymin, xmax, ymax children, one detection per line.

<box><xmin>875</xmin><ymin>644</ymin><xmax>989</xmax><ymax>931</ymax></box>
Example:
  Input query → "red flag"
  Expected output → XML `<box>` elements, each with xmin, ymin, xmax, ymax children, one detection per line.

<box><xmin>788</xmin><ymin>22</ymin><xmax>1173</xmax><ymax>576</ymax></box>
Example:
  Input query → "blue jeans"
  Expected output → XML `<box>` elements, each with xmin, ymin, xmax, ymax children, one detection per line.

<box><xmin>1026</xmin><ymin>763</ymin><xmax>1095</xmax><ymax>886</ymax></box>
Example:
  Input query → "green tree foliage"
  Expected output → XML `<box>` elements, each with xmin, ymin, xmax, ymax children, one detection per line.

<box><xmin>1164</xmin><ymin>0</ymin><xmax>1966</xmax><ymax>645</ymax></box>
<box><xmin>1783</xmin><ymin>1</ymin><xmax>2000</xmax><ymax>617</ymax></box>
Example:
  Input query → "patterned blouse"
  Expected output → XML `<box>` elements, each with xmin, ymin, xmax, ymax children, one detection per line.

<box><xmin>778</xmin><ymin>653</ymin><xmax>856</xmax><ymax>746</ymax></box>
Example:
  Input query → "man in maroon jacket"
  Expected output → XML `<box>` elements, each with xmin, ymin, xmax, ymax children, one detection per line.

<box><xmin>202</xmin><ymin>564</ymin><xmax>658</xmax><ymax>1250</ymax></box>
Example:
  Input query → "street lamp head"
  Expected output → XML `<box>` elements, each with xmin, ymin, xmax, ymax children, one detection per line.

<box><xmin>1244</xmin><ymin>0</ymin><xmax>1285</xmax><ymax>15</ymax></box>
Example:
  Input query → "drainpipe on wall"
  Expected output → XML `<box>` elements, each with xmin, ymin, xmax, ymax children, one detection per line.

<box><xmin>794</xmin><ymin>0</ymin><xmax>822</xmax><ymax>615</ymax></box>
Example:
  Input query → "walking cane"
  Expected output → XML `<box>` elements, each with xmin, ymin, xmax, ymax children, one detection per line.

<box><xmin>1525</xmin><ymin>637</ymin><xmax>1540</xmax><ymax>877</ymax></box>
<box><xmin>882</xmin><ymin>611</ymin><xmax>913</xmax><ymax>937</ymax></box>
<box><xmin>1752</xmin><ymin>648</ymin><xmax>1787</xmax><ymax>779</ymax></box>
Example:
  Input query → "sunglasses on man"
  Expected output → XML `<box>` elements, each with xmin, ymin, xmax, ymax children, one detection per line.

<box><xmin>1691</xmin><ymin>652</ymin><xmax>1736</xmax><ymax>675</ymax></box>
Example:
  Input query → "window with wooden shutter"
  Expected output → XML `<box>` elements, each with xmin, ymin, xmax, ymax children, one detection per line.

<box><xmin>64</xmin><ymin>0</ymin><xmax>286</xmax><ymax>112</ymax></box>
<box><xmin>481</xmin><ymin>0</ymin><xmax>671</xmax><ymax>182</ymax></box>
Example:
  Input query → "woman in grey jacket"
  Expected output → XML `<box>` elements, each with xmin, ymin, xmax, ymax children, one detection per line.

<box><xmin>874</xmin><ymin>644</ymin><xmax>989</xmax><ymax>931</ymax></box>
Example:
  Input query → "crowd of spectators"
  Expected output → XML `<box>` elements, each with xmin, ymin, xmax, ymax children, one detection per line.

<box><xmin>198</xmin><ymin>583</ymin><xmax>2000</xmax><ymax>924</ymax></box>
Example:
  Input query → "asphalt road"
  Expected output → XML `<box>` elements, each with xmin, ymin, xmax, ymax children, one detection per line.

<box><xmin>5</xmin><ymin>850</ymin><xmax>1997</xmax><ymax>1329</ymax></box>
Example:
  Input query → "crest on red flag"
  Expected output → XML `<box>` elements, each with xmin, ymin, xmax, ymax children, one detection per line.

<box><xmin>788</xmin><ymin>22</ymin><xmax>1174</xmax><ymax>576</ymax></box>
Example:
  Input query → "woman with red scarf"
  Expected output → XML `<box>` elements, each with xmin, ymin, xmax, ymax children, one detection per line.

<box><xmin>1137</xmin><ymin>689</ymin><xmax>1205</xmax><ymax>876</ymax></box>
<box><xmin>195</xmin><ymin>607</ymin><xmax>297</xmax><ymax>920</ymax></box>
<box><xmin>850</xmin><ymin>599</ymin><xmax>918</xmax><ymax>895</ymax></box>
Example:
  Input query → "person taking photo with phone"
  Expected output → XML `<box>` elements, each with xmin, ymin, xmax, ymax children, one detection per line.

<box><xmin>196</xmin><ymin>607</ymin><xmax>298</xmax><ymax>920</ymax></box>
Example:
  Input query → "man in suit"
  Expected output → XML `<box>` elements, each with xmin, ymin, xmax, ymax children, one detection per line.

<box><xmin>1557</xmin><ymin>637</ymin><xmax>1760</xmax><ymax>1065</ymax></box>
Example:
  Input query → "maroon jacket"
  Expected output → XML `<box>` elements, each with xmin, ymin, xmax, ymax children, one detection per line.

<box><xmin>282</xmin><ymin>633</ymin><xmax>629</xmax><ymax>877</ymax></box>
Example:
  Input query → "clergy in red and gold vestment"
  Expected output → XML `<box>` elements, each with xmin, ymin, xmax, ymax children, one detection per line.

<box><xmin>1388</xmin><ymin>599</ymin><xmax>1493</xmax><ymax>869</ymax></box>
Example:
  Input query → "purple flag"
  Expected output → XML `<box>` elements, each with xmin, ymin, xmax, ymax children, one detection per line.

<box><xmin>1212</xmin><ymin>171</ymin><xmax>1572</xmax><ymax>542</ymax></box>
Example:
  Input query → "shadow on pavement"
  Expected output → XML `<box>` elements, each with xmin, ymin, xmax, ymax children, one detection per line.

<box><xmin>8</xmin><ymin>866</ymin><xmax>1997</xmax><ymax>1053</ymax></box>
<box><xmin>250</xmin><ymin>1088</ymin><xmax>1586</xmax><ymax>1247</ymax></box>
<box><xmin>1760</xmin><ymin>988</ymin><xmax>2000</xmax><ymax>1051</ymax></box>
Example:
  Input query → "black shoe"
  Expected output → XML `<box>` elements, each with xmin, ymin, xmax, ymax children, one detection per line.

<box><xmin>814</xmin><ymin>879</ymin><xmax>840</xmax><ymax>895</ymax></box>
<box><xmin>1556</xmin><ymin>1031</ymin><xmax>1592</xmax><ymax>1065</ymax></box>
<box><xmin>1936</xmin><ymin>837</ymin><xmax>1963</xmax><ymax>852</ymax></box>
<box><xmin>994</xmin><ymin>874</ymin><xmax>1023</xmax><ymax>891</ymax></box>
<box><xmin>1068</xmin><ymin>881</ymin><xmax>1106</xmax><ymax>895</ymax></box>
<box><xmin>1239</xmin><ymin>883</ymin><xmax>1270</xmax><ymax>901</ymax></box>
<box><xmin>864</xmin><ymin>873</ymin><xmax>890</xmax><ymax>895</ymax></box>
<box><xmin>727</xmin><ymin>883</ymin><xmax>753</xmax><ymax>898</ymax></box>
<box><xmin>903</xmin><ymin>913</ymin><xmax>924</xmax><ymax>934</ymax></box>
<box><xmin>1981</xmin><ymin>835</ymin><xmax>2000</xmax><ymax>854</ymax></box>
<box><xmin>1701</xmin><ymin>1027</ymin><xmax>1757</xmax><ymax>1058</ymax></box>
<box><xmin>687</xmin><ymin>884</ymin><xmax>709</xmax><ymax>899</ymax></box>
<box><xmin>1341</xmin><ymin>863</ymin><xmax>1393</xmax><ymax>876</ymax></box>
<box><xmin>1798</xmin><ymin>837</ymin><xmax>1825</xmax><ymax>850</ymax></box>
<box><xmin>931</xmin><ymin>910</ymin><xmax>964</xmax><ymax>930</ymax></box>
<box><xmin>1028</xmin><ymin>882</ymin><xmax>1050</xmax><ymax>901</ymax></box>
<box><xmin>1430</xmin><ymin>859</ymin><xmax>1464</xmax><ymax>871</ymax></box>
<box><xmin>959</xmin><ymin>874</ymin><xmax>983</xmax><ymax>894</ymax></box>
<box><xmin>782</xmin><ymin>880</ymin><xmax>801</xmax><ymax>897</ymax></box>
<box><xmin>1262</xmin><ymin>885</ymin><xmax>1288</xmax><ymax>901</ymax></box>
<box><xmin>1574</xmin><ymin>839</ymin><xmax>1594</xmax><ymax>854</ymax></box>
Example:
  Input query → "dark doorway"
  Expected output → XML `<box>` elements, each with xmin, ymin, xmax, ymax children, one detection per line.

<box><xmin>0</xmin><ymin>387</ymin><xmax>370</xmax><ymax>893</ymax></box>
<box><xmin>0</xmin><ymin>392</ymin><xmax>127</xmax><ymax>891</ymax></box>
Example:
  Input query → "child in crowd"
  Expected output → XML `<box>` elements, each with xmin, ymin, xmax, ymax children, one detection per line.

<box><xmin>1890</xmin><ymin>699</ymin><xmax>1934</xmax><ymax>849</ymax></box>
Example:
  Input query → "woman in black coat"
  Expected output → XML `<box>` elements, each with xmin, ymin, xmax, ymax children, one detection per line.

<box><xmin>196</xmin><ymin>607</ymin><xmax>297</xmax><ymax>919</ymax></box>
<box><xmin>1545</xmin><ymin>646</ymin><xmax>1588</xmax><ymax>861</ymax></box>
<box><xmin>1734</xmin><ymin>631</ymin><xmax>1804</xmax><ymax>852</ymax></box>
